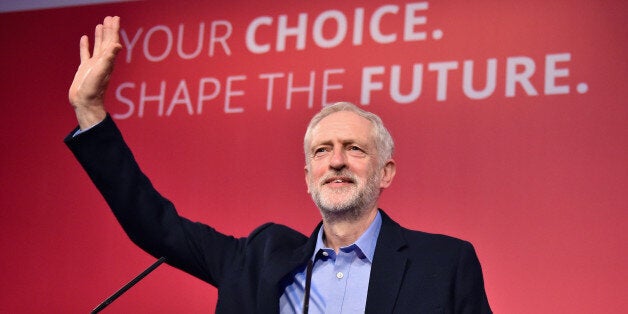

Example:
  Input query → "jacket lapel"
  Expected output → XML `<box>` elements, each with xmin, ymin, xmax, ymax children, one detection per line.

<box><xmin>257</xmin><ymin>222</ymin><xmax>321</xmax><ymax>313</ymax></box>
<box><xmin>365</xmin><ymin>210</ymin><xmax>408</xmax><ymax>314</ymax></box>
<box><xmin>256</xmin><ymin>213</ymin><xmax>408</xmax><ymax>313</ymax></box>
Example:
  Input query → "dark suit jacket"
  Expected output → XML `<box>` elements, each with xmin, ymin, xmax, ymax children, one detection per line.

<box><xmin>66</xmin><ymin>116</ymin><xmax>492</xmax><ymax>313</ymax></box>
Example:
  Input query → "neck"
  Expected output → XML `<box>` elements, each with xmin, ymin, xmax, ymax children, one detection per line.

<box><xmin>321</xmin><ymin>207</ymin><xmax>378</xmax><ymax>252</ymax></box>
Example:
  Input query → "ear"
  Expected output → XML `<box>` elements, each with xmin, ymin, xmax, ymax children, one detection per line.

<box><xmin>304</xmin><ymin>165</ymin><xmax>311</xmax><ymax>194</ymax></box>
<box><xmin>379</xmin><ymin>159</ymin><xmax>396</xmax><ymax>189</ymax></box>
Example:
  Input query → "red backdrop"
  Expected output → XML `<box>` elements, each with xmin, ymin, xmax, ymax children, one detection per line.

<box><xmin>1</xmin><ymin>0</ymin><xmax>626</xmax><ymax>312</ymax></box>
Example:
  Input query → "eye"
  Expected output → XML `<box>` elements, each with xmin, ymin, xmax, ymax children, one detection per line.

<box><xmin>347</xmin><ymin>145</ymin><xmax>366</xmax><ymax>157</ymax></box>
<box><xmin>312</xmin><ymin>146</ymin><xmax>330</xmax><ymax>157</ymax></box>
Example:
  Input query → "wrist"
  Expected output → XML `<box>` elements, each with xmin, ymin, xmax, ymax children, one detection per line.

<box><xmin>74</xmin><ymin>106</ymin><xmax>106</xmax><ymax>130</ymax></box>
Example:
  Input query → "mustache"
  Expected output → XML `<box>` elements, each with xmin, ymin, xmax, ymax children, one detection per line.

<box><xmin>318</xmin><ymin>170</ymin><xmax>358</xmax><ymax>185</ymax></box>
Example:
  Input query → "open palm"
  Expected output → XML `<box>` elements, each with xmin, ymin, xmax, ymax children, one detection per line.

<box><xmin>69</xmin><ymin>16</ymin><xmax>122</xmax><ymax>129</ymax></box>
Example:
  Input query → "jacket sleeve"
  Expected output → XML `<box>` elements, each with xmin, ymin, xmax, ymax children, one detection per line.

<box><xmin>455</xmin><ymin>241</ymin><xmax>493</xmax><ymax>314</ymax></box>
<box><xmin>64</xmin><ymin>115</ymin><xmax>242</xmax><ymax>288</ymax></box>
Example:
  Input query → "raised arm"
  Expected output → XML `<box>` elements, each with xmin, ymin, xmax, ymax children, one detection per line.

<box><xmin>65</xmin><ymin>16</ymin><xmax>246</xmax><ymax>287</ymax></box>
<box><xmin>68</xmin><ymin>16</ymin><xmax>122</xmax><ymax>130</ymax></box>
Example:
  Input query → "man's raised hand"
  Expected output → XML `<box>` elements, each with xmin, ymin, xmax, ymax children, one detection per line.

<box><xmin>69</xmin><ymin>16</ymin><xmax>122</xmax><ymax>130</ymax></box>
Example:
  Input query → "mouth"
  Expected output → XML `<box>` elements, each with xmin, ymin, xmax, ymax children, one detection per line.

<box><xmin>324</xmin><ymin>176</ymin><xmax>355</xmax><ymax>185</ymax></box>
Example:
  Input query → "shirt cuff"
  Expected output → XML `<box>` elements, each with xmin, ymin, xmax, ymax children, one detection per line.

<box><xmin>72</xmin><ymin>121</ymin><xmax>101</xmax><ymax>137</ymax></box>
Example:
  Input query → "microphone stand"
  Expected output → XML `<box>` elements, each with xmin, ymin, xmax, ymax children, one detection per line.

<box><xmin>91</xmin><ymin>257</ymin><xmax>167</xmax><ymax>313</ymax></box>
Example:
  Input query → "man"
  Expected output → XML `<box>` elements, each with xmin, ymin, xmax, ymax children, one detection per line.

<box><xmin>66</xmin><ymin>16</ymin><xmax>492</xmax><ymax>313</ymax></box>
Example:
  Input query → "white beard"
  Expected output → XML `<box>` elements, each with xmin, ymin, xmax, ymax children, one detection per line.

<box><xmin>309</xmin><ymin>169</ymin><xmax>381</xmax><ymax>222</ymax></box>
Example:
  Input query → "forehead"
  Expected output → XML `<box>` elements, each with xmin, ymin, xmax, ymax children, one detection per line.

<box><xmin>309</xmin><ymin>111</ymin><xmax>374</xmax><ymax>145</ymax></box>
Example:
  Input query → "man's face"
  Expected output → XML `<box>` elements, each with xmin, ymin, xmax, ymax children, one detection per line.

<box><xmin>305</xmin><ymin>111</ymin><xmax>385</xmax><ymax>218</ymax></box>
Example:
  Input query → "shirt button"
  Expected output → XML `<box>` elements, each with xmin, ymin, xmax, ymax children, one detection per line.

<box><xmin>322</xmin><ymin>251</ymin><xmax>329</xmax><ymax>257</ymax></box>
<box><xmin>336</xmin><ymin>272</ymin><xmax>344</xmax><ymax>279</ymax></box>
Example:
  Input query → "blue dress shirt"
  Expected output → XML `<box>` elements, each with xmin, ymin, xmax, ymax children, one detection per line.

<box><xmin>279</xmin><ymin>211</ymin><xmax>382</xmax><ymax>313</ymax></box>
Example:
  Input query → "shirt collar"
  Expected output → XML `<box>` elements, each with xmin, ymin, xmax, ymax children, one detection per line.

<box><xmin>313</xmin><ymin>210</ymin><xmax>382</xmax><ymax>263</ymax></box>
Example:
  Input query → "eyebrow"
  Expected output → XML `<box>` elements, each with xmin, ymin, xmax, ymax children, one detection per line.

<box><xmin>310</xmin><ymin>139</ymin><xmax>370</xmax><ymax>150</ymax></box>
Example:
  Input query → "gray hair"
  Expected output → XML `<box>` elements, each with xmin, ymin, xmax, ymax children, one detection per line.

<box><xmin>304</xmin><ymin>102</ymin><xmax>395</xmax><ymax>168</ymax></box>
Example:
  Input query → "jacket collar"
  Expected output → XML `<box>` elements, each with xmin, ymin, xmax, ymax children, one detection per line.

<box><xmin>257</xmin><ymin>210</ymin><xmax>408</xmax><ymax>313</ymax></box>
<box><xmin>257</xmin><ymin>221</ymin><xmax>321</xmax><ymax>313</ymax></box>
<box><xmin>365</xmin><ymin>210</ymin><xmax>408</xmax><ymax>314</ymax></box>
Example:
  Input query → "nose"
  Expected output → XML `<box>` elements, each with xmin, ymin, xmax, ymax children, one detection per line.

<box><xmin>329</xmin><ymin>147</ymin><xmax>346</xmax><ymax>170</ymax></box>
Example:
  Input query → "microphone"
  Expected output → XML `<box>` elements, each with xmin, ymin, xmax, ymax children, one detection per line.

<box><xmin>91</xmin><ymin>257</ymin><xmax>167</xmax><ymax>313</ymax></box>
<box><xmin>302</xmin><ymin>259</ymin><xmax>314</xmax><ymax>314</ymax></box>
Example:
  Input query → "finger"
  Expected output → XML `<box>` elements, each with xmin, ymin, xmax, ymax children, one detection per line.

<box><xmin>110</xmin><ymin>16</ymin><xmax>121</xmax><ymax>48</ymax></box>
<box><xmin>93</xmin><ymin>23</ymin><xmax>103</xmax><ymax>54</ymax></box>
<box><xmin>79</xmin><ymin>35</ymin><xmax>90</xmax><ymax>62</ymax></box>
<box><xmin>102</xmin><ymin>16</ymin><xmax>121</xmax><ymax>53</ymax></box>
